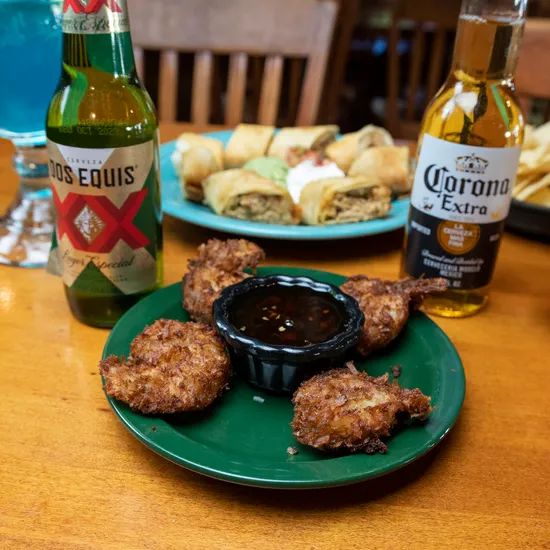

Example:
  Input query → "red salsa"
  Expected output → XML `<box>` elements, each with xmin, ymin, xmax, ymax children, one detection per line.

<box><xmin>230</xmin><ymin>284</ymin><xmax>347</xmax><ymax>347</ymax></box>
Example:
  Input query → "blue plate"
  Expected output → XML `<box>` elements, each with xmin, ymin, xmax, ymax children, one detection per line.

<box><xmin>161</xmin><ymin>130</ymin><xmax>410</xmax><ymax>241</ymax></box>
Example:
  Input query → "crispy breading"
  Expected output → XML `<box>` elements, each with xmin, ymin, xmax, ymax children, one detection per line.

<box><xmin>100</xmin><ymin>320</ymin><xmax>231</xmax><ymax>414</ymax></box>
<box><xmin>189</xmin><ymin>238</ymin><xmax>265</xmax><ymax>272</ymax></box>
<box><xmin>183</xmin><ymin>238</ymin><xmax>265</xmax><ymax>323</ymax></box>
<box><xmin>341</xmin><ymin>276</ymin><xmax>447</xmax><ymax>356</ymax></box>
<box><xmin>291</xmin><ymin>365</ymin><xmax>432</xmax><ymax>453</ymax></box>
<box><xmin>183</xmin><ymin>267</ymin><xmax>249</xmax><ymax>324</ymax></box>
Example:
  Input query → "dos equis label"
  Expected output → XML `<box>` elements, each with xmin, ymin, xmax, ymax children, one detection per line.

<box><xmin>47</xmin><ymin>140</ymin><xmax>158</xmax><ymax>295</ymax></box>
<box><xmin>62</xmin><ymin>0</ymin><xmax>130</xmax><ymax>34</ymax></box>
<box><xmin>405</xmin><ymin>134</ymin><xmax>521</xmax><ymax>290</ymax></box>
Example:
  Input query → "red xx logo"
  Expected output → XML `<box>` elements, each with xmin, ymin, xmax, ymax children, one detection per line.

<box><xmin>53</xmin><ymin>188</ymin><xmax>150</xmax><ymax>253</ymax></box>
<box><xmin>63</xmin><ymin>0</ymin><xmax>122</xmax><ymax>14</ymax></box>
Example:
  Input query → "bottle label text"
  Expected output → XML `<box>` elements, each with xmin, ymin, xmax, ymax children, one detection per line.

<box><xmin>406</xmin><ymin>135</ymin><xmax>521</xmax><ymax>289</ymax></box>
<box><xmin>46</xmin><ymin>139</ymin><xmax>158</xmax><ymax>295</ymax></box>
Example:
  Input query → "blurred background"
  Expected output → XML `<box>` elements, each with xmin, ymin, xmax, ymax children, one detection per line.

<box><xmin>132</xmin><ymin>0</ymin><xmax>550</xmax><ymax>136</ymax></box>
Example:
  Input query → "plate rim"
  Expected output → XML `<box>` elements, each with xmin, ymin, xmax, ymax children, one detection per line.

<box><xmin>103</xmin><ymin>267</ymin><xmax>466</xmax><ymax>489</ymax></box>
<box><xmin>510</xmin><ymin>197</ymin><xmax>550</xmax><ymax>214</ymax></box>
<box><xmin>160</xmin><ymin>131</ymin><xmax>410</xmax><ymax>241</ymax></box>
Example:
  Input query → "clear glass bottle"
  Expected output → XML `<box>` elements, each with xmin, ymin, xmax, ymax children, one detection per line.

<box><xmin>401</xmin><ymin>0</ymin><xmax>527</xmax><ymax>317</ymax></box>
<box><xmin>46</xmin><ymin>0</ymin><xmax>163</xmax><ymax>327</ymax></box>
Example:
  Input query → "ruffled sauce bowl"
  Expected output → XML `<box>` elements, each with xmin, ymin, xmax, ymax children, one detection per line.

<box><xmin>213</xmin><ymin>274</ymin><xmax>364</xmax><ymax>393</ymax></box>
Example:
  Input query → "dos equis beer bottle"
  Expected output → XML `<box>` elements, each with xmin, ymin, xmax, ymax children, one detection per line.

<box><xmin>402</xmin><ymin>0</ymin><xmax>526</xmax><ymax>317</ymax></box>
<box><xmin>46</xmin><ymin>0</ymin><xmax>163</xmax><ymax>327</ymax></box>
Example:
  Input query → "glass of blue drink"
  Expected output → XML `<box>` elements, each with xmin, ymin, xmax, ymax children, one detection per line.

<box><xmin>0</xmin><ymin>0</ymin><xmax>62</xmax><ymax>267</ymax></box>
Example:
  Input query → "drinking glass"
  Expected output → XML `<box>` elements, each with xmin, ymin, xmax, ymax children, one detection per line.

<box><xmin>0</xmin><ymin>0</ymin><xmax>62</xmax><ymax>267</ymax></box>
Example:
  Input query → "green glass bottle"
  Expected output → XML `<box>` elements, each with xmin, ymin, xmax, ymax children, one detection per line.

<box><xmin>46</xmin><ymin>0</ymin><xmax>163</xmax><ymax>327</ymax></box>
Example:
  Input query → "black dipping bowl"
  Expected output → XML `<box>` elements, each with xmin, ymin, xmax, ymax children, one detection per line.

<box><xmin>213</xmin><ymin>275</ymin><xmax>364</xmax><ymax>393</ymax></box>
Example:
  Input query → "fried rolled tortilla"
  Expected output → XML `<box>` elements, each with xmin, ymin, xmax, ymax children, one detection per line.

<box><xmin>203</xmin><ymin>169</ymin><xmax>300</xmax><ymax>225</ymax></box>
<box><xmin>300</xmin><ymin>176</ymin><xmax>392</xmax><ymax>225</ymax></box>
<box><xmin>267</xmin><ymin>125</ymin><xmax>339</xmax><ymax>160</ymax></box>
<box><xmin>175</xmin><ymin>133</ymin><xmax>224</xmax><ymax>167</ymax></box>
<box><xmin>224</xmin><ymin>124</ymin><xmax>275</xmax><ymax>168</ymax></box>
<box><xmin>177</xmin><ymin>147</ymin><xmax>221</xmax><ymax>202</ymax></box>
<box><xmin>326</xmin><ymin>125</ymin><xmax>394</xmax><ymax>173</ymax></box>
<box><xmin>349</xmin><ymin>146</ymin><xmax>410</xmax><ymax>194</ymax></box>
<box><xmin>357</xmin><ymin>125</ymin><xmax>394</xmax><ymax>149</ymax></box>
<box><xmin>172</xmin><ymin>133</ymin><xmax>224</xmax><ymax>202</ymax></box>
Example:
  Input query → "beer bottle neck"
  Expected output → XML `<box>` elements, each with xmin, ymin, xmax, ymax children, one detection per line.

<box><xmin>451</xmin><ymin>0</ymin><xmax>526</xmax><ymax>82</ymax></box>
<box><xmin>61</xmin><ymin>0</ymin><xmax>136</xmax><ymax>75</ymax></box>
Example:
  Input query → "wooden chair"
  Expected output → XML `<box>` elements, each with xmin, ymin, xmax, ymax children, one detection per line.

<box><xmin>386</xmin><ymin>0</ymin><xmax>460</xmax><ymax>139</ymax></box>
<box><xmin>515</xmin><ymin>18</ymin><xmax>550</xmax><ymax>120</ymax></box>
<box><xmin>129</xmin><ymin>0</ymin><xmax>339</xmax><ymax>126</ymax></box>
<box><xmin>319</xmin><ymin>0</ymin><xmax>361</xmax><ymax>123</ymax></box>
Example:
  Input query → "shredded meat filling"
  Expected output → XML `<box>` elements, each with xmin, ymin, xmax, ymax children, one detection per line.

<box><xmin>225</xmin><ymin>193</ymin><xmax>296</xmax><ymax>225</ymax></box>
<box><xmin>324</xmin><ymin>186</ymin><xmax>391</xmax><ymax>224</ymax></box>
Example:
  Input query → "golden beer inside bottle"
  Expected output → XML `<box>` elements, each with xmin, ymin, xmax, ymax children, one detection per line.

<box><xmin>454</xmin><ymin>14</ymin><xmax>524</xmax><ymax>82</ymax></box>
<box><xmin>402</xmin><ymin>12</ymin><xmax>524</xmax><ymax>318</ymax></box>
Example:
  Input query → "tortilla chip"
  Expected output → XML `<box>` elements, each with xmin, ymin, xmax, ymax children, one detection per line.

<box><xmin>523</xmin><ymin>125</ymin><xmax>539</xmax><ymax>150</ymax></box>
<box><xmin>516</xmin><ymin>173</ymin><xmax>550</xmax><ymax>205</ymax></box>
<box><xmin>513</xmin><ymin>172</ymin><xmax>541</xmax><ymax>198</ymax></box>
<box><xmin>533</xmin><ymin>121</ymin><xmax>550</xmax><ymax>145</ymax></box>
<box><xmin>518</xmin><ymin>142</ymin><xmax>550</xmax><ymax>177</ymax></box>
<box><xmin>522</xmin><ymin>124</ymin><xmax>541</xmax><ymax>151</ymax></box>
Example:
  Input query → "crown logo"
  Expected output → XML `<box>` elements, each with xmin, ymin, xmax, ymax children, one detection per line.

<box><xmin>456</xmin><ymin>154</ymin><xmax>489</xmax><ymax>174</ymax></box>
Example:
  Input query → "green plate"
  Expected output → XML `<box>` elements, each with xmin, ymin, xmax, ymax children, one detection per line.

<box><xmin>103</xmin><ymin>267</ymin><xmax>465</xmax><ymax>489</ymax></box>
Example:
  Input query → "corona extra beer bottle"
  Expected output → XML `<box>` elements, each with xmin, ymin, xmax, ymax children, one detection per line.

<box><xmin>401</xmin><ymin>0</ymin><xmax>526</xmax><ymax>317</ymax></box>
<box><xmin>46</xmin><ymin>0</ymin><xmax>163</xmax><ymax>327</ymax></box>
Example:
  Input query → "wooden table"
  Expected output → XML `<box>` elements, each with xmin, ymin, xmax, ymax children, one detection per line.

<box><xmin>1</xmin><ymin>124</ymin><xmax>549</xmax><ymax>550</ymax></box>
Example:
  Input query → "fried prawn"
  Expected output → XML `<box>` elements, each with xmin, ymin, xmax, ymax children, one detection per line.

<box><xmin>183</xmin><ymin>239</ymin><xmax>265</xmax><ymax>323</ymax></box>
<box><xmin>291</xmin><ymin>364</ymin><xmax>432</xmax><ymax>454</ymax></box>
<box><xmin>100</xmin><ymin>319</ymin><xmax>231</xmax><ymax>414</ymax></box>
<box><xmin>341</xmin><ymin>275</ymin><xmax>447</xmax><ymax>356</ymax></box>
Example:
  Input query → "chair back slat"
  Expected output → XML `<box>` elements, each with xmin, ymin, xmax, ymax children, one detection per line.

<box><xmin>405</xmin><ymin>26</ymin><xmax>426</xmax><ymax>121</ymax></box>
<box><xmin>426</xmin><ymin>29</ymin><xmax>447</xmax><ymax>100</ymax></box>
<box><xmin>320</xmin><ymin>0</ymin><xmax>360</xmax><ymax>123</ymax></box>
<box><xmin>191</xmin><ymin>52</ymin><xmax>214</xmax><ymax>125</ymax></box>
<box><xmin>295</xmin><ymin>0</ymin><xmax>338</xmax><ymax>126</ymax></box>
<box><xmin>258</xmin><ymin>55</ymin><xmax>284</xmax><ymax>125</ymax></box>
<box><xmin>158</xmin><ymin>50</ymin><xmax>178</xmax><ymax>123</ymax></box>
<box><xmin>225</xmin><ymin>53</ymin><xmax>249</xmax><ymax>126</ymax></box>
<box><xmin>387</xmin><ymin>17</ymin><xmax>400</xmax><ymax>135</ymax></box>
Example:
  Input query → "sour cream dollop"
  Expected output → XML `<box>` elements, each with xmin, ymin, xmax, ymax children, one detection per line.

<box><xmin>170</xmin><ymin>139</ymin><xmax>191</xmax><ymax>170</ymax></box>
<box><xmin>286</xmin><ymin>159</ymin><xmax>344</xmax><ymax>203</ymax></box>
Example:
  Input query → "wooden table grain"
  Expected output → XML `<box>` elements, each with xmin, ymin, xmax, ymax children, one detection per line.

<box><xmin>1</xmin><ymin>124</ymin><xmax>549</xmax><ymax>550</ymax></box>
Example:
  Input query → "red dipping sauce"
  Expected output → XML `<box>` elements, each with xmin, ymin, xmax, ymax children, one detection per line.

<box><xmin>230</xmin><ymin>284</ymin><xmax>347</xmax><ymax>347</ymax></box>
